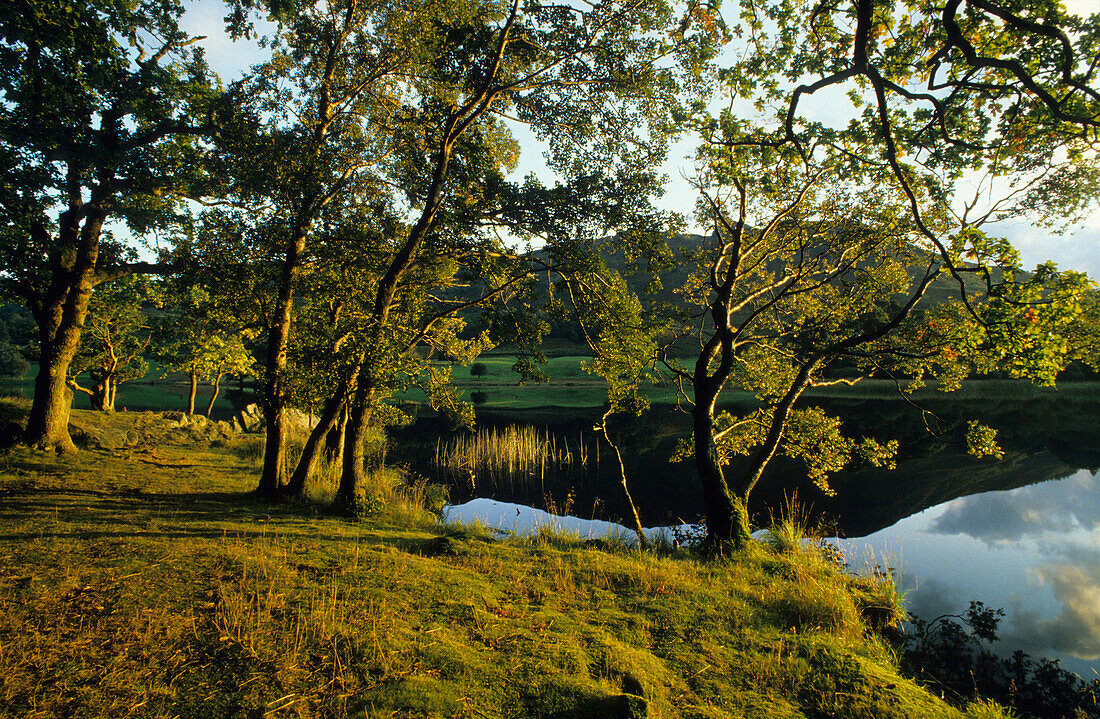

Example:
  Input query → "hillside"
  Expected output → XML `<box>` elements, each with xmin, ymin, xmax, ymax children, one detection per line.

<box><xmin>0</xmin><ymin>401</ymin><xmax>1010</xmax><ymax>718</ymax></box>
<box><xmin>484</xmin><ymin>233</ymin><xmax>998</xmax><ymax>357</ymax></box>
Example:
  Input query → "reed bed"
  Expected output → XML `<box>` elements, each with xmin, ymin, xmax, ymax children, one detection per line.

<box><xmin>432</xmin><ymin>424</ymin><xmax>591</xmax><ymax>494</ymax></box>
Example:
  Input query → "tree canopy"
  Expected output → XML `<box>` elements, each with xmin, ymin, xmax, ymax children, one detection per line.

<box><xmin>0</xmin><ymin>0</ymin><xmax>221</xmax><ymax>450</ymax></box>
<box><xmin>0</xmin><ymin>0</ymin><xmax>1096</xmax><ymax>545</ymax></box>
<box><xmin>657</xmin><ymin>0</ymin><xmax>1100</xmax><ymax>548</ymax></box>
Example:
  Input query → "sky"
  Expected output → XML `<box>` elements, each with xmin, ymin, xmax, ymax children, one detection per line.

<box><xmin>180</xmin><ymin>0</ymin><xmax>1100</xmax><ymax>279</ymax></box>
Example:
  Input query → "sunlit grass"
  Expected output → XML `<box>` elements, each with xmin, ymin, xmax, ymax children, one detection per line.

<box><xmin>0</xmin><ymin>400</ymin><xmax>1002</xmax><ymax>718</ymax></box>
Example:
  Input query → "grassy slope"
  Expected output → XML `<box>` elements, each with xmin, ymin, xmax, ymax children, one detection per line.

<box><xmin>0</xmin><ymin>404</ymin><xmax>990</xmax><ymax>719</ymax></box>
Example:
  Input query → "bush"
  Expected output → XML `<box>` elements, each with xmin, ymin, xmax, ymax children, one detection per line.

<box><xmin>904</xmin><ymin>601</ymin><xmax>1100</xmax><ymax>719</ymax></box>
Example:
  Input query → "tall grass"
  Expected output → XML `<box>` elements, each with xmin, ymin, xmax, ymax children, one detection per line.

<box><xmin>230</xmin><ymin>429</ymin><xmax>310</xmax><ymax>479</ymax></box>
<box><xmin>432</xmin><ymin>424</ymin><xmax>590</xmax><ymax>494</ymax></box>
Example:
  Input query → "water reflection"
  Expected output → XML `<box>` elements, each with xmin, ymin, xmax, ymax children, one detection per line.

<box><xmin>839</xmin><ymin>468</ymin><xmax>1100</xmax><ymax>677</ymax></box>
<box><xmin>1027</xmin><ymin>560</ymin><xmax>1100</xmax><ymax>661</ymax></box>
<box><xmin>446</xmin><ymin>468</ymin><xmax>1100</xmax><ymax>676</ymax></box>
<box><xmin>402</xmin><ymin>394</ymin><xmax>1100</xmax><ymax>675</ymax></box>
<box><xmin>929</xmin><ymin>470</ymin><xmax>1100</xmax><ymax>542</ymax></box>
<box><xmin>394</xmin><ymin>395</ymin><xmax>1100</xmax><ymax>539</ymax></box>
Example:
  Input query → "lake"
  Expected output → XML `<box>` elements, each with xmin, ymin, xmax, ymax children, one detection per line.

<box><xmin>398</xmin><ymin>385</ymin><xmax>1100</xmax><ymax>678</ymax></box>
<box><xmin>840</xmin><ymin>466</ymin><xmax>1100</xmax><ymax>678</ymax></box>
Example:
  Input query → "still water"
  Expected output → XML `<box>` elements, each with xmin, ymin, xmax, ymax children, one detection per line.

<box><xmin>413</xmin><ymin>389</ymin><xmax>1100</xmax><ymax>677</ymax></box>
<box><xmin>446</xmin><ymin>467</ymin><xmax>1100</xmax><ymax>678</ymax></box>
<box><xmin>427</xmin><ymin>392</ymin><xmax>1100</xmax><ymax>678</ymax></box>
<box><xmin>839</xmin><ymin>467</ymin><xmax>1100</xmax><ymax>678</ymax></box>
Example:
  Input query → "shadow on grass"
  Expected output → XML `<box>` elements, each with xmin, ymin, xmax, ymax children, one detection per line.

<box><xmin>0</xmin><ymin>484</ymin><xmax>435</xmax><ymax>553</ymax></box>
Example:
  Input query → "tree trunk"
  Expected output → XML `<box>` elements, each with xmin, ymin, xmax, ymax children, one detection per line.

<box><xmin>106</xmin><ymin>377</ymin><xmax>116</xmax><ymax>412</ymax></box>
<box><xmin>90</xmin><ymin>375</ymin><xmax>111</xmax><ymax>412</ymax></box>
<box><xmin>259</xmin><ymin>406</ymin><xmax>288</xmax><ymax>497</ymax></box>
<box><xmin>285</xmin><ymin>369</ymin><xmax>356</xmax><ymax>499</ymax></box>
<box><xmin>205</xmin><ymin>372</ymin><xmax>222</xmax><ymax>416</ymax></box>
<box><xmin>692</xmin><ymin>401</ymin><xmax>747</xmax><ymax>551</ymax></box>
<box><xmin>256</xmin><ymin>224</ymin><xmax>310</xmax><ymax>498</ymax></box>
<box><xmin>186</xmin><ymin>370</ymin><xmax>198</xmax><ymax>416</ymax></box>
<box><xmin>335</xmin><ymin>377</ymin><xmax>376</xmax><ymax>515</ymax></box>
<box><xmin>324</xmin><ymin>404</ymin><xmax>348</xmax><ymax>466</ymax></box>
<box><xmin>28</xmin><ymin>352</ymin><xmax>77</xmax><ymax>453</ymax></box>
<box><xmin>24</xmin><ymin>208</ymin><xmax>106</xmax><ymax>453</ymax></box>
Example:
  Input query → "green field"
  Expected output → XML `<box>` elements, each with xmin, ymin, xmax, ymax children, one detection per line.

<box><xmin>1</xmin><ymin>361</ymin><xmax>246</xmax><ymax>418</ymax></box>
<box><xmin>7</xmin><ymin>357</ymin><xmax>1099</xmax><ymax>420</ymax></box>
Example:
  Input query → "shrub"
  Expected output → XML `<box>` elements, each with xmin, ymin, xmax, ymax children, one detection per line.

<box><xmin>849</xmin><ymin>567</ymin><xmax>907</xmax><ymax>641</ymax></box>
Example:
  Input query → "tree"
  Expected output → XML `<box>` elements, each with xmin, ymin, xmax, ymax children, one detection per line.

<box><xmin>0</xmin><ymin>344</ymin><xmax>29</xmax><ymax>380</ymax></box>
<box><xmin>0</xmin><ymin>305</ymin><xmax>32</xmax><ymax>379</ymax></box>
<box><xmin>151</xmin><ymin>243</ymin><xmax>262</xmax><ymax>418</ymax></box>
<box><xmin>324</xmin><ymin>0</ymin><xmax>707</xmax><ymax>515</ymax></box>
<box><xmin>67</xmin><ymin>275</ymin><xmax>151</xmax><ymax>412</ymax></box>
<box><xmin>662</xmin><ymin>0</ymin><xmax>1100</xmax><ymax>549</ymax></box>
<box><xmin>152</xmin><ymin>286</ymin><xmax>212</xmax><ymax>417</ymax></box>
<box><xmin>0</xmin><ymin>0</ymin><xmax>219</xmax><ymax>450</ymax></box>
<box><xmin>213</xmin><ymin>0</ymin><xmax>411</xmax><ymax>495</ymax></box>
<box><xmin>220</xmin><ymin>0</ymin><xmax>709</xmax><ymax>510</ymax></box>
<box><xmin>194</xmin><ymin>334</ymin><xmax>253</xmax><ymax>416</ymax></box>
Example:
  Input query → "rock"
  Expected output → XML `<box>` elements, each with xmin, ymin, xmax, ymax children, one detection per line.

<box><xmin>237</xmin><ymin>404</ymin><xmax>264</xmax><ymax>433</ymax></box>
<box><xmin>161</xmin><ymin>411</ymin><xmax>186</xmax><ymax>426</ymax></box>
<box><xmin>214</xmin><ymin>420</ymin><xmax>236</xmax><ymax>437</ymax></box>
<box><xmin>82</xmin><ymin>427</ymin><xmax>127</xmax><ymax>450</ymax></box>
<box><xmin>234</xmin><ymin>404</ymin><xmax>316</xmax><ymax>434</ymax></box>
<box><xmin>124</xmin><ymin>429</ymin><xmax>143</xmax><ymax>446</ymax></box>
<box><xmin>68</xmin><ymin>424</ymin><xmax>89</xmax><ymax>447</ymax></box>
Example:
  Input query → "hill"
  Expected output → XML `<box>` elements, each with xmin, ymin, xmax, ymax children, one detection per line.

<box><xmin>481</xmin><ymin>232</ymin><xmax>998</xmax><ymax>358</ymax></box>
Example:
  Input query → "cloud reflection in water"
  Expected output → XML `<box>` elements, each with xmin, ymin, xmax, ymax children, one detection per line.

<box><xmin>929</xmin><ymin>469</ymin><xmax>1100</xmax><ymax>544</ymax></box>
<box><xmin>843</xmin><ymin>469</ymin><xmax>1100</xmax><ymax>673</ymax></box>
<box><xmin>1024</xmin><ymin>561</ymin><xmax>1100</xmax><ymax>660</ymax></box>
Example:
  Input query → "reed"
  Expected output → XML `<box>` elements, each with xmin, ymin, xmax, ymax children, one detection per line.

<box><xmin>433</xmin><ymin>424</ymin><xmax>586</xmax><ymax>494</ymax></box>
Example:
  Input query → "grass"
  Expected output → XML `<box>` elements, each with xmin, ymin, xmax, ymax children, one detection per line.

<box><xmin>0</xmin><ymin>361</ymin><xmax>247</xmax><ymax>418</ymax></box>
<box><xmin>433</xmin><ymin>424</ymin><xmax>589</xmax><ymax>494</ymax></box>
<box><xmin>10</xmin><ymin>357</ymin><xmax>1090</xmax><ymax>416</ymax></box>
<box><xmin>0</xmin><ymin>400</ymin><xmax>1009</xmax><ymax>718</ymax></box>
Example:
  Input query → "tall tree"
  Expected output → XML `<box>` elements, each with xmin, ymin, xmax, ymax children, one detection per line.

<box><xmin>0</xmin><ymin>0</ymin><xmax>219</xmax><ymax>451</ymax></box>
<box><xmin>223</xmin><ymin>0</ymin><xmax>709</xmax><ymax>506</ymax></box>
<box><xmin>326</xmin><ymin>0</ymin><xmax>706</xmax><ymax>514</ymax></box>
<box><xmin>668</xmin><ymin>0</ymin><xmax>1100</xmax><ymax>549</ymax></box>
